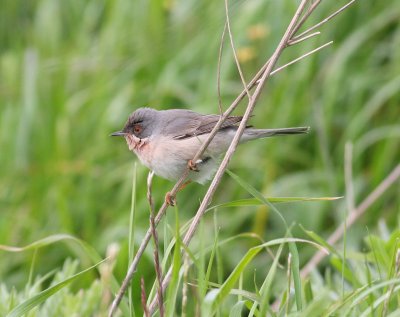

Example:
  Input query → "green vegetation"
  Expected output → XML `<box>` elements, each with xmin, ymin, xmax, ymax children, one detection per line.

<box><xmin>0</xmin><ymin>0</ymin><xmax>399</xmax><ymax>316</ymax></box>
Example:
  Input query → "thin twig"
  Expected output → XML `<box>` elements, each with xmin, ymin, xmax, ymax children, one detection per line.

<box><xmin>147</xmin><ymin>171</ymin><xmax>164</xmax><ymax>317</ymax></box>
<box><xmin>147</xmin><ymin>171</ymin><xmax>155</xmax><ymax>212</ymax></box>
<box><xmin>288</xmin><ymin>31</ymin><xmax>320</xmax><ymax>45</ymax></box>
<box><xmin>198</xmin><ymin>20</ymin><xmax>339</xmax><ymax>171</ymax></box>
<box><xmin>269</xmin><ymin>41</ymin><xmax>333</xmax><ymax>78</ymax></box>
<box><xmin>148</xmin><ymin>0</ymin><xmax>310</xmax><ymax>313</ymax></box>
<box><xmin>184</xmin><ymin>0</ymin><xmax>326</xmax><ymax>170</ymax></box>
<box><xmin>108</xmin><ymin>171</ymin><xmax>189</xmax><ymax>316</ymax></box>
<box><xmin>141</xmin><ymin>277</ymin><xmax>150</xmax><ymax>317</ymax></box>
<box><xmin>292</xmin><ymin>0</ymin><xmax>357</xmax><ymax>41</ymax></box>
<box><xmin>290</xmin><ymin>0</ymin><xmax>321</xmax><ymax>38</ymax></box>
<box><xmin>188</xmin><ymin>60</ymin><xmax>269</xmax><ymax>167</ymax></box>
<box><xmin>225</xmin><ymin>0</ymin><xmax>252</xmax><ymax>100</ymax></box>
<box><xmin>217</xmin><ymin>22</ymin><xmax>228</xmax><ymax>114</ymax></box>
<box><xmin>300</xmin><ymin>164</ymin><xmax>400</xmax><ymax>278</ymax></box>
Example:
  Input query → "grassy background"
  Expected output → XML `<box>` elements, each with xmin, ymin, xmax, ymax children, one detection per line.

<box><xmin>0</xmin><ymin>0</ymin><xmax>399</xmax><ymax>315</ymax></box>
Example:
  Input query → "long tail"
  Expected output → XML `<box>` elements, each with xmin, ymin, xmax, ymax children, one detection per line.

<box><xmin>243</xmin><ymin>126</ymin><xmax>310</xmax><ymax>140</ymax></box>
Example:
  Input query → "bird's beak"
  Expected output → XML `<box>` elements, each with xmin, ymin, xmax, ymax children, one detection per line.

<box><xmin>110</xmin><ymin>131</ymin><xmax>127</xmax><ymax>137</ymax></box>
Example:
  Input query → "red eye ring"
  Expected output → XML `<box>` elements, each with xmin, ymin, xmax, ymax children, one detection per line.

<box><xmin>133</xmin><ymin>124</ymin><xmax>142</xmax><ymax>134</ymax></box>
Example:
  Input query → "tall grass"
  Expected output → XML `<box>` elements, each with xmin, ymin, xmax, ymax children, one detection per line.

<box><xmin>0</xmin><ymin>0</ymin><xmax>399</xmax><ymax>315</ymax></box>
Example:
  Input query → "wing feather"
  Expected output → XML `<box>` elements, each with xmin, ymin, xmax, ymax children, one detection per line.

<box><xmin>170</xmin><ymin>113</ymin><xmax>243</xmax><ymax>139</ymax></box>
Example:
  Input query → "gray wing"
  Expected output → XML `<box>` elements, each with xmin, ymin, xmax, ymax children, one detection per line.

<box><xmin>173</xmin><ymin>114</ymin><xmax>243</xmax><ymax>140</ymax></box>
<box><xmin>160</xmin><ymin>109</ymin><xmax>243</xmax><ymax>140</ymax></box>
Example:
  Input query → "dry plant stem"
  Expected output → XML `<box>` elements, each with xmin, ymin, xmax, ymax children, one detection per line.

<box><xmin>108</xmin><ymin>170</ymin><xmax>189</xmax><ymax>317</ymax></box>
<box><xmin>186</xmin><ymin>0</ymin><xmax>353</xmax><ymax>167</ymax></box>
<box><xmin>251</xmin><ymin>41</ymin><xmax>331</xmax><ymax>88</ymax></box>
<box><xmin>147</xmin><ymin>171</ymin><xmax>155</xmax><ymax>212</ymax></box>
<box><xmin>225</xmin><ymin>0</ymin><xmax>251</xmax><ymax>99</ymax></box>
<box><xmin>188</xmin><ymin>19</ymin><xmax>327</xmax><ymax>169</ymax></box>
<box><xmin>291</xmin><ymin>0</ymin><xmax>321</xmax><ymax>37</ymax></box>
<box><xmin>148</xmin><ymin>0</ymin><xmax>310</xmax><ymax>313</ymax></box>
<box><xmin>300</xmin><ymin>164</ymin><xmax>400</xmax><ymax>279</ymax></box>
<box><xmin>141</xmin><ymin>277</ymin><xmax>150</xmax><ymax>317</ymax></box>
<box><xmin>266</xmin><ymin>41</ymin><xmax>333</xmax><ymax>81</ymax></box>
<box><xmin>184</xmin><ymin>40</ymin><xmax>273</xmax><ymax>171</ymax></box>
<box><xmin>287</xmin><ymin>31</ymin><xmax>320</xmax><ymax>45</ymax></box>
<box><xmin>208</xmin><ymin>0</ymin><xmax>357</xmax><ymax>140</ymax></box>
<box><xmin>292</xmin><ymin>0</ymin><xmax>357</xmax><ymax>41</ymax></box>
<box><xmin>189</xmin><ymin>61</ymin><xmax>269</xmax><ymax>167</ymax></box>
<box><xmin>147</xmin><ymin>171</ymin><xmax>164</xmax><ymax>317</ymax></box>
<box><xmin>217</xmin><ymin>22</ymin><xmax>228</xmax><ymax>114</ymax></box>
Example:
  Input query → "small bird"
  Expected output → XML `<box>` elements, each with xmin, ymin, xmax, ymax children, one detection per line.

<box><xmin>112</xmin><ymin>107</ymin><xmax>309</xmax><ymax>204</ymax></box>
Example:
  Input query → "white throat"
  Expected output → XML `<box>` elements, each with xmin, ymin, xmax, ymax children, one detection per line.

<box><xmin>125</xmin><ymin>134</ymin><xmax>148</xmax><ymax>151</ymax></box>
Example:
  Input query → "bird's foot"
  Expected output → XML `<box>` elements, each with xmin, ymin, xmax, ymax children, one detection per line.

<box><xmin>165</xmin><ymin>192</ymin><xmax>176</xmax><ymax>206</ymax></box>
<box><xmin>188</xmin><ymin>159</ymin><xmax>199</xmax><ymax>172</ymax></box>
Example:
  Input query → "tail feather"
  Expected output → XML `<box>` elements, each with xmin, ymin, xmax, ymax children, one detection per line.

<box><xmin>243</xmin><ymin>126</ymin><xmax>310</xmax><ymax>140</ymax></box>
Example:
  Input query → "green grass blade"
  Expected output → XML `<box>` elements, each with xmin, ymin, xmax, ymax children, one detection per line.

<box><xmin>289</xmin><ymin>240</ymin><xmax>302</xmax><ymax>311</ymax></box>
<box><xmin>299</xmin><ymin>224</ymin><xmax>338</xmax><ymax>255</ymax></box>
<box><xmin>226</xmin><ymin>169</ymin><xmax>304</xmax><ymax>310</ymax></box>
<box><xmin>204</xmin><ymin>213</ymin><xmax>220</xmax><ymax>297</ymax></box>
<box><xmin>212</xmin><ymin>247</ymin><xmax>261</xmax><ymax>311</ymax></box>
<box><xmin>0</xmin><ymin>234</ymin><xmax>87</xmax><ymax>252</ymax></box>
<box><xmin>165</xmin><ymin>206</ymin><xmax>182</xmax><ymax>317</ymax></box>
<box><xmin>210</xmin><ymin>238</ymin><xmax>328</xmax><ymax>312</ymax></box>
<box><xmin>229</xmin><ymin>300</ymin><xmax>246</xmax><ymax>317</ymax></box>
<box><xmin>226</xmin><ymin>169</ymin><xmax>288</xmax><ymax>227</ymax></box>
<box><xmin>258</xmin><ymin>243</ymin><xmax>285</xmax><ymax>316</ymax></box>
<box><xmin>210</xmin><ymin>196</ymin><xmax>342</xmax><ymax>209</ymax></box>
<box><xmin>0</xmin><ymin>234</ymin><xmax>102</xmax><ymax>270</ymax></box>
<box><xmin>303</xmin><ymin>278</ymin><xmax>314</xmax><ymax>304</ymax></box>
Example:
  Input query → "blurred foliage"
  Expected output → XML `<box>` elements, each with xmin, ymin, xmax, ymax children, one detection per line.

<box><xmin>0</xmin><ymin>0</ymin><xmax>399</xmax><ymax>311</ymax></box>
<box><xmin>1</xmin><ymin>260</ymin><xmax>104</xmax><ymax>316</ymax></box>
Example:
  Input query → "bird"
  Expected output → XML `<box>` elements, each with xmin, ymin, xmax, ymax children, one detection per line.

<box><xmin>111</xmin><ymin>107</ymin><xmax>309</xmax><ymax>204</ymax></box>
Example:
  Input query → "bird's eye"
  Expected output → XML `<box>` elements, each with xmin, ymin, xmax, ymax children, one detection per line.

<box><xmin>133</xmin><ymin>124</ymin><xmax>142</xmax><ymax>135</ymax></box>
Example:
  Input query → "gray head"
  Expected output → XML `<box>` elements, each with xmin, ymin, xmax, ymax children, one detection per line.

<box><xmin>111</xmin><ymin>107</ymin><xmax>159</xmax><ymax>139</ymax></box>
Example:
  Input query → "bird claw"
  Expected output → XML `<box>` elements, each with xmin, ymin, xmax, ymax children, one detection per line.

<box><xmin>165</xmin><ymin>192</ymin><xmax>176</xmax><ymax>206</ymax></box>
<box><xmin>188</xmin><ymin>159</ymin><xmax>199</xmax><ymax>172</ymax></box>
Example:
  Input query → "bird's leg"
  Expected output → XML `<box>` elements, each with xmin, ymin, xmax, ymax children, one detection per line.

<box><xmin>179</xmin><ymin>180</ymin><xmax>192</xmax><ymax>191</ymax></box>
<box><xmin>164</xmin><ymin>180</ymin><xmax>192</xmax><ymax>206</ymax></box>
<box><xmin>166</xmin><ymin>157</ymin><xmax>199</xmax><ymax>206</ymax></box>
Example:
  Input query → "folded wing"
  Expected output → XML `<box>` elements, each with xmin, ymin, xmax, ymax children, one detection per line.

<box><xmin>160</xmin><ymin>109</ymin><xmax>243</xmax><ymax>140</ymax></box>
